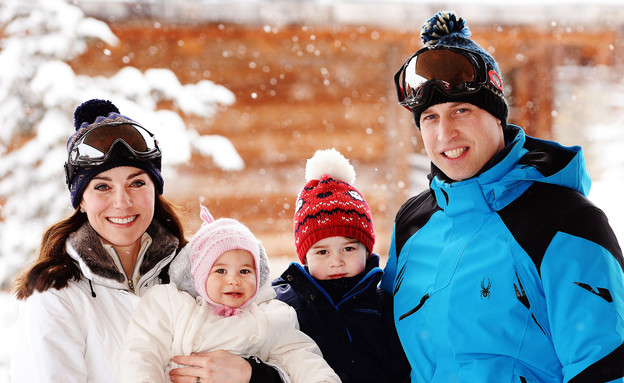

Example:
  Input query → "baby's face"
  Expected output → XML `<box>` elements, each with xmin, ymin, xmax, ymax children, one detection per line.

<box><xmin>304</xmin><ymin>236</ymin><xmax>367</xmax><ymax>280</ymax></box>
<box><xmin>205</xmin><ymin>249</ymin><xmax>257</xmax><ymax>308</ymax></box>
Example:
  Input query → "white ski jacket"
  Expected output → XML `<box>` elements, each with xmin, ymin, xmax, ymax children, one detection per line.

<box><xmin>120</xmin><ymin>282</ymin><xmax>340</xmax><ymax>383</ymax></box>
<box><xmin>10</xmin><ymin>221</ymin><xmax>179</xmax><ymax>383</ymax></box>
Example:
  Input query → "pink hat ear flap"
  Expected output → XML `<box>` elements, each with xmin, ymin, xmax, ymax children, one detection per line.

<box><xmin>200</xmin><ymin>204</ymin><xmax>215</xmax><ymax>225</ymax></box>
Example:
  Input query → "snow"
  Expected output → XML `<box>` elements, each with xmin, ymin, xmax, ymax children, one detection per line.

<box><xmin>0</xmin><ymin>0</ymin><xmax>237</xmax><ymax>289</ymax></box>
<box><xmin>0</xmin><ymin>2</ymin><xmax>238</xmax><ymax>375</ymax></box>
<box><xmin>1</xmin><ymin>0</ymin><xmax>624</xmax><ymax>380</ymax></box>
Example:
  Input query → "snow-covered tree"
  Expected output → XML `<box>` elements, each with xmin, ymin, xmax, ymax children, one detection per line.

<box><xmin>0</xmin><ymin>0</ymin><xmax>240</xmax><ymax>288</ymax></box>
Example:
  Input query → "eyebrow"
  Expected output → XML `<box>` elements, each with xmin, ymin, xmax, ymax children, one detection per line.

<box><xmin>423</xmin><ymin>102</ymin><xmax>467</xmax><ymax>113</ymax></box>
<box><xmin>212</xmin><ymin>263</ymin><xmax>255</xmax><ymax>269</ymax></box>
<box><xmin>92</xmin><ymin>170</ymin><xmax>147</xmax><ymax>181</ymax></box>
<box><xmin>310</xmin><ymin>239</ymin><xmax>359</xmax><ymax>249</ymax></box>
<box><xmin>309</xmin><ymin>244</ymin><xmax>327</xmax><ymax>250</ymax></box>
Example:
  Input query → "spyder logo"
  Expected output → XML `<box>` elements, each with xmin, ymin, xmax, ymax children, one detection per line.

<box><xmin>480</xmin><ymin>277</ymin><xmax>492</xmax><ymax>299</ymax></box>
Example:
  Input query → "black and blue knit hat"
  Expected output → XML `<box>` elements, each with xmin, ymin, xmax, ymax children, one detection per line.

<box><xmin>413</xmin><ymin>11</ymin><xmax>508</xmax><ymax>127</ymax></box>
<box><xmin>65</xmin><ymin>99</ymin><xmax>164</xmax><ymax>209</ymax></box>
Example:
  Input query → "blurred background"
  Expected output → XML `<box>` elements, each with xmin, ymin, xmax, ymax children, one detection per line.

<box><xmin>1</xmin><ymin>0</ymin><xmax>624</xmax><ymax>378</ymax></box>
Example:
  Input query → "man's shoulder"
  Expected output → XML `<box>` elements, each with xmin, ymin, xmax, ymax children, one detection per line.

<box><xmin>394</xmin><ymin>188</ymin><xmax>440</xmax><ymax>256</ymax></box>
<box><xmin>396</xmin><ymin>188</ymin><xmax>439</xmax><ymax>226</ymax></box>
<box><xmin>499</xmin><ymin>182</ymin><xmax>620</xmax><ymax>271</ymax></box>
<box><xmin>500</xmin><ymin>181</ymin><xmax>600</xmax><ymax>227</ymax></box>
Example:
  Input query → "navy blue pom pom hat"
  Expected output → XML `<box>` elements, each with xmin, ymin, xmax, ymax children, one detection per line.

<box><xmin>394</xmin><ymin>11</ymin><xmax>508</xmax><ymax>128</ymax></box>
<box><xmin>65</xmin><ymin>99</ymin><xmax>164</xmax><ymax>209</ymax></box>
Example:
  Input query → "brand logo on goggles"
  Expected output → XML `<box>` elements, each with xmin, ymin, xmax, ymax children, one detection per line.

<box><xmin>488</xmin><ymin>70</ymin><xmax>504</xmax><ymax>92</ymax></box>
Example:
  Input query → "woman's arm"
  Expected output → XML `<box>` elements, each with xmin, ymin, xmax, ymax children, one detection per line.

<box><xmin>11</xmin><ymin>289</ymin><xmax>88</xmax><ymax>382</ymax></box>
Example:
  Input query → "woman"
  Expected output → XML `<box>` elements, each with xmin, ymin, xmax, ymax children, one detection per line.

<box><xmin>11</xmin><ymin>99</ymin><xmax>284</xmax><ymax>383</ymax></box>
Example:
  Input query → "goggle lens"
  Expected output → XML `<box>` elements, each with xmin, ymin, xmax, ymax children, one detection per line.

<box><xmin>395</xmin><ymin>47</ymin><xmax>489</xmax><ymax>110</ymax></box>
<box><xmin>65</xmin><ymin>123</ymin><xmax>161</xmax><ymax>186</ymax></box>
<box><xmin>69</xmin><ymin>123</ymin><xmax>159</xmax><ymax>166</ymax></box>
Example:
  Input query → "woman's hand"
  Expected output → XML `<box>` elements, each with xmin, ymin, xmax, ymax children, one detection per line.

<box><xmin>169</xmin><ymin>350</ymin><xmax>252</xmax><ymax>383</ymax></box>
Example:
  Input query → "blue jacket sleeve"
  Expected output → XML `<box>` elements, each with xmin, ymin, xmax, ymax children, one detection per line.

<box><xmin>541</xmin><ymin>206</ymin><xmax>624</xmax><ymax>382</ymax></box>
<box><xmin>381</xmin><ymin>224</ymin><xmax>398</xmax><ymax>294</ymax></box>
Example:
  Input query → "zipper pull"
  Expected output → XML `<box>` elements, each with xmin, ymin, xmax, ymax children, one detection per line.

<box><xmin>127</xmin><ymin>279</ymin><xmax>135</xmax><ymax>293</ymax></box>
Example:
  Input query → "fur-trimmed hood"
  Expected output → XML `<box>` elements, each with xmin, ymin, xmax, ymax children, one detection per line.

<box><xmin>168</xmin><ymin>239</ymin><xmax>272</xmax><ymax>302</ymax></box>
<box><xmin>66</xmin><ymin>220</ymin><xmax>179</xmax><ymax>292</ymax></box>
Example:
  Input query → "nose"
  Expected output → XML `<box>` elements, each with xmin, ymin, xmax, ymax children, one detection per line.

<box><xmin>113</xmin><ymin>188</ymin><xmax>133</xmax><ymax>208</ymax></box>
<box><xmin>227</xmin><ymin>274</ymin><xmax>241</xmax><ymax>285</ymax></box>
<box><xmin>437</xmin><ymin>115</ymin><xmax>458</xmax><ymax>143</ymax></box>
<box><xmin>329</xmin><ymin>254</ymin><xmax>345</xmax><ymax>268</ymax></box>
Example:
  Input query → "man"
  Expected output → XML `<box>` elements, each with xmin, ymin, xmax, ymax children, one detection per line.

<box><xmin>380</xmin><ymin>11</ymin><xmax>624</xmax><ymax>383</ymax></box>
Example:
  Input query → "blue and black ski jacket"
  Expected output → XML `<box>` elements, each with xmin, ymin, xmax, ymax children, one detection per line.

<box><xmin>381</xmin><ymin>125</ymin><xmax>624</xmax><ymax>383</ymax></box>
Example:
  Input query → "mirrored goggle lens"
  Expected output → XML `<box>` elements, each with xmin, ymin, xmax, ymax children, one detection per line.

<box><xmin>69</xmin><ymin>123</ymin><xmax>159</xmax><ymax>165</ymax></box>
<box><xmin>396</xmin><ymin>48</ymin><xmax>484</xmax><ymax>108</ymax></box>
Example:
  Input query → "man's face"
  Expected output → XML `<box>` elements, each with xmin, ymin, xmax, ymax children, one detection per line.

<box><xmin>419</xmin><ymin>102</ymin><xmax>505</xmax><ymax>181</ymax></box>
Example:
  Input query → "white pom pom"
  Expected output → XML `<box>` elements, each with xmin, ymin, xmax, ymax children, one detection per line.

<box><xmin>305</xmin><ymin>148</ymin><xmax>356</xmax><ymax>184</ymax></box>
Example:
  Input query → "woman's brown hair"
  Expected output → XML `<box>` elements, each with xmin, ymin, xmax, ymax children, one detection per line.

<box><xmin>12</xmin><ymin>194</ymin><xmax>186</xmax><ymax>300</ymax></box>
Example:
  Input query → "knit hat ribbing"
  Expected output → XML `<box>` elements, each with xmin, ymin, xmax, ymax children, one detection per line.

<box><xmin>293</xmin><ymin>148</ymin><xmax>375</xmax><ymax>263</ymax></box>
<box><xmin>412</xmin><ymin>11</ymin><xmax>508</xmax><ymax>128</ymax></box>
<box><xmin>189</xmin><ymin>205</ymin><xmax>261</xmax><ymax>311</ymax></box>
<box><xmin>65</xmin><ymin>99</ymin><xmax>164</xmax><ymax>209</ymax></box>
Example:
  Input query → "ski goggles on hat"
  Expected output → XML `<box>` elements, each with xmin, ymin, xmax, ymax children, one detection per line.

<box><xmin>394</xmin><ymin>46</ymin><xmax>504</xmax><ymax>110</ymax></box>
<box><xmin>65</xmin><ymin>122</ymin><xmax>161</xmax><ymax>184</ymax></box>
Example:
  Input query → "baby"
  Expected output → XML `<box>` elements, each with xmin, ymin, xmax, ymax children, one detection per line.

<box><xmin>120</xmin><ymin>206</ymin><xmax>340</xmax><ymax>383</ymax></box>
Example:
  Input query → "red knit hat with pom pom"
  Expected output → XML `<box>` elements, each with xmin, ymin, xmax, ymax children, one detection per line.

<box><xmin>293</xmin><ymin>148</ymin><xmax>375</xmax><ymax>263</ymax></box>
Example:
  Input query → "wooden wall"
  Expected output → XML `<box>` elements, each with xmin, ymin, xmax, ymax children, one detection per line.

<box><xmin>69</xmin><ymin>21</ymin><xmax>623</xmax><ymax>260</ymax></box>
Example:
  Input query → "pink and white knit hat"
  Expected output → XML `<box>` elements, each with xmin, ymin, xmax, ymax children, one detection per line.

<box><xmin>189</xmin><ymin>205</ymin><xmax>260</xmax><ymax>316</ymax></box>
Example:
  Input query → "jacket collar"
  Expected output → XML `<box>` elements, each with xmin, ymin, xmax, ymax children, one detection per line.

<box><xmin>281</xmin><ymin>254</ymin><xmax>383</xmax><ymax>306</ymax></box>
<box><xmin>429</xmin><ymin>125</ymin><xmax>590</xmax><ymax>215</ymax></box>
<box><xmin>66</xmin><ymin>220</ymin><xmax>179</xmax><ymax>289</ymax></box>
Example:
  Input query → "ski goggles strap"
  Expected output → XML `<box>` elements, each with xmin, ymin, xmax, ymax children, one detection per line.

<box><xmin>65</xmin><ymin>122</ymin><xmax>161</xmax><ymax>185</ymax></box>
<box><xmin>394</xmin><ymin>46</ymin><xmax>503</xmax><ymax>110</ymax></box>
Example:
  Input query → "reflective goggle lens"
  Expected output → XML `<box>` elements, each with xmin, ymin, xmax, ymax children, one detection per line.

<box><xmin>395</xmin><ymin>47</ymin><xmax>488</xmax><ymax>110</ymax></box>
<box><xmin>69</xmin><ymin>123</ymin><xmax>160</xmax><ymax>166</ymax></box>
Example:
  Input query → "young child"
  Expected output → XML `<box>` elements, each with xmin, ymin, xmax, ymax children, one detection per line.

<box><xmin>272</xmin><ymin>148</ymin><xmax>411</xmax><ymax>383</ymax></box>
<box><xmin>120</xmin><ymin>206</ymin><xmax>340</xmax><ymax>383</ymax></box>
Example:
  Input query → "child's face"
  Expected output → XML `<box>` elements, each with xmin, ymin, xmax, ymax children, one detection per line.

<box><xmin>205</xmin><ymin>249</ymin><xmax>257</xmax><ymax>308</ymax></box>
<box><xmin>304</xmin><ymin>236</ymin><xmax>367</xmax><ymax>280</ymax></box>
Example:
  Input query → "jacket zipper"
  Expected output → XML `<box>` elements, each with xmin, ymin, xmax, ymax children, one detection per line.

<box><xmin>127</xmin><ymin>279</ymin><xmax>135</xmax><ymax>293</ymax></box>
<box><xmin>399</xmin><ymin>293</ymin><xmax>429</xmax><ymax>320</ymax></box>
<box><xmin>514</xmin><ymin>271</ymin><xmax>547</xmax><ymax>336</ymax></box>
